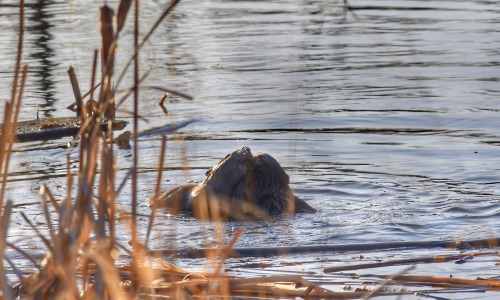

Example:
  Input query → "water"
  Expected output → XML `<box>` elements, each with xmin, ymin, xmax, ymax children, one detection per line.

<box><xmin>1</xmin><ymin>0</ymin><xmax>500</xmax><ymax>297</ymax></box>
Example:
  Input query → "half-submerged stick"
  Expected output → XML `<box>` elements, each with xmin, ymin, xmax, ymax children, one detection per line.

<box><xmin>392</xmin><ymin>274</ymin><xmax>500</xmax><ymax>290</ymax></box>
<box><xmin>323</xmin><ymin>251</ymin><xmax>495</xmax><ymax>273</ymax></box>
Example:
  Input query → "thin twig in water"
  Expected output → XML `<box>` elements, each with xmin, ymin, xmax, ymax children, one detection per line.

<box><xmin>362</xmin><ymin>265</ymin><xmax>415</xmax><ymax>300</ymax></box>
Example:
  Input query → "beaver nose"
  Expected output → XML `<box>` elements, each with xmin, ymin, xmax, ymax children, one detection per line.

<box><xmin>239</xmin><ymin>146</ymin><xmax>252</xmax><ymax>159</ymax></box>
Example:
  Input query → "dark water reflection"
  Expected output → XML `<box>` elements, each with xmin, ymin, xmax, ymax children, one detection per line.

<box><xmin>1</xmin><ymin>0</ymin><xmax>500</xmax><ymax>287</ymax></box>
<box><xmin>27</xmin><ymin>0</ymin><xmax>58</xmax><ymax>117</ymax></box>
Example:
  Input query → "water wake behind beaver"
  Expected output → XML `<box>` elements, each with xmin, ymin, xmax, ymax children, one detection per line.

<box><xmin>144</xmin><ymin>146</ymin><xmax>316</xmax><ymax>220</ymax></box>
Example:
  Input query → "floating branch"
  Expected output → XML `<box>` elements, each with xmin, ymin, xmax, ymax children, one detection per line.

<box><xmin>4</xmin><ymin>117</ymin><xmax>128</xmax><ymax>143</ymax></box>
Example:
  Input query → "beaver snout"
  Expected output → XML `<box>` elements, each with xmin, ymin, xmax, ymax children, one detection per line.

<box><xmin>237</xmin><ymin>146</ymin><xmax>253</xmax><ymax>160</ymax></box>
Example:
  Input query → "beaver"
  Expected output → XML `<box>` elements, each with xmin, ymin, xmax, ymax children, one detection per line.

<box><xmin>144</xmin><ymin>146</ymin><xmax>316</xmax><ymax>219</ymax></box>
<box><xmin>251</xmin><ymin>152</ymin><xmax>316</xmax><ymax>215</ymax></box>
<box><xmin>144</xmin><ymin>146</ymin><xmax>257</xmax><ymax>219</ymax></box>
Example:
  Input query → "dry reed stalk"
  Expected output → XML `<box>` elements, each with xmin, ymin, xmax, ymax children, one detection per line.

<box><xmin>33</xmin><ymin>98</ymin><xmax>120</xmax><ymax>298</ymax></box>
<box><xmin>97</xmin><ymin>141</ymin><xmax>111</xmax><ymax>238</ymax></box>
<box><xmin>213</xmin><ymin>227</ymin><xmax>243</xmax><ymax>277</ymax></box>
<box><xmin>0</xmin><ymin>4</ymin><xmax>28</xmax><ymax>293</ymax></box>
<box><xmin>105</xmin><ymin>120</ymin><xmax>117</xmax><ymax>243</ymax></box>
<box><xmin>116</xmin><ymin>0</ymin><xmax>132</xmax><ymax>34</ymax></box>
<box><xmin>0</xmin><ymin>101</ymin><xmax>13</xmax><ymax>187</ymax></box>
<box><xmin>129</xmin><ymin>0</ymin><xmax>140</xmax><ymax>294</ymax></box>
<box><xmin>41</xmin><ymin>184</ymin><xmax>61</xmax><ymax>213</ymax></box>
<box><xmin>63</xmin><ymin>153</ymin><xmax>73</xmax><ymax>226</ymax></box>
<box><xmin>20</xmin><ymin>212</ymin><xmax>56</xmax><ymax>257</ymax></box>
<box><xmin>14</xmin><ymin>0</ymin><xmax>197</xmax><ymax>298</ymax></box>
<box><xmin>84</xmin><ymin>243</ymin><xmax>128</xmax><ymax>300</ymax></box>
<box><xmin>145</xmin><ymin>135</ymin><xmax>167</xmax><ymax>246</ymax></box>
<box><xmin>0</xmin><ymin>201</ymin><xmax>14</xmax><ymax>299</ymax></box>
<box><xmin>11</xmin><ymin>1</ymin><xmax>142</xmax><ymax>298</ymax></box>
<box><xmin>0</xmin><ymin>65</ymin><xmax>28</xmax><ymax>206</ymax></box>
<box><xmin>100</xmin><ymin>5</ymin><xmax>115</xmax><ymax>78</ymax></box>
<box><xmin>81</xmin><ymin>82</ymin><xmax>102</xmax><ymax>102</ymax></box>
<box><xmin>5</xmin><ymin>256</ymin><xmax>25</xmax><ymax>284</ymax></box>
<box><xmin>39</xmin><ymin>186</ymin><xmax>63</xmax><ymax>261</ymax></box>
<box><xmin>11</xmin><ymin>66</ymin><xmax>27</xmax><ymax>134</ymax></box>
<box><xmin>89</xmin><ymin>49</ymin><xmax>99</xmax><ymax>108</ymax></box>
<box><xmin>203</xmin><ymin>226</ymin><xmax>244</xmax><ymax>297</ymax></box>
<box><xmin>67</xmin><ymin>65</ymin><xmax>86</xmax><ymax>119</ymax></box>
<box><xmin>18</xmin><ymin>211</ymin><xmax>79</xmax><ymax>298</ymax></box>
<box><xmin>99</xmin><ymin>4</ymin><xmax>116</xmax><ymax>120</ymax></box>
<box><xmin>7</xmin><ymin>242</ymin><xmax>39</xmax><ymax>268</ymax></box>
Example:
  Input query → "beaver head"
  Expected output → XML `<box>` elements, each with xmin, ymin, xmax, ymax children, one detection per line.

<box><xmin>251</xmin><ymin>152</ymin><xmax>316</xmax><ymax>215</ymax></box>
<box><xmin>250</xmin><ymin>152</ymin><xmax>293</xmax><ymax>215</ymax></box>
<box><xmin>187</xmin><ymin>146</ymin><xmax>261</xmax><ymax>219</ymax></box>
<box><xmin>191</xmin><ymin>146</ymin><xmax>253</xmax><ymax>199</ymax></box>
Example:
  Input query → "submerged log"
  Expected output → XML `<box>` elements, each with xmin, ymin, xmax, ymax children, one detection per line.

<box><xmin>6</xmin><ymin>117</ymin><xmax>128</xmax><ymax>143</ymax></box>
<box><xmin>150</xmin><ymin>237</ymin><xmax>500</xmax><ymax>258</ymax></box>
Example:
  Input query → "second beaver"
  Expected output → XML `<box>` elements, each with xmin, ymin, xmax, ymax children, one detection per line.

<box><xmin>145</xmin><ymin>146</ymin><xmax>316</xmax><ymax>219</ymax></box>
<box><xmin>251</xmin><ymin>152</ymin><xmax>316</xmax><ymax>215</ymax></box>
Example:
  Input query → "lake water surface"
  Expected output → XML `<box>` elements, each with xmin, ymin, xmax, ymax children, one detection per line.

<box><xmin>1</xmin><ymin>0</ymin><xmax>499</xmax><ymax>297</ymax></box>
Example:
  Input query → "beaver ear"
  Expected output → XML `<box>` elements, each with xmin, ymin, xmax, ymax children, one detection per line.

<box><xmin>205</xmin><ymin>168</ymin><xmax>213</xmax><ymax>176</ymax></box>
